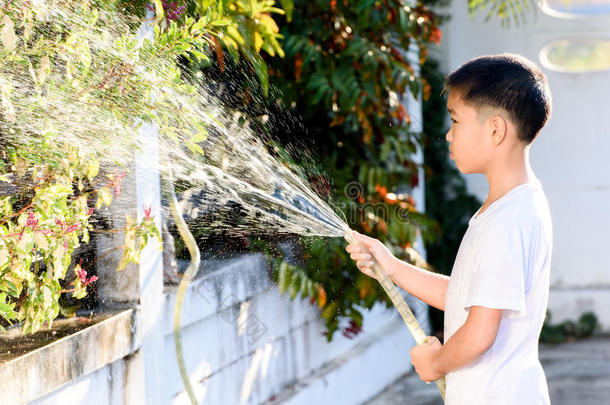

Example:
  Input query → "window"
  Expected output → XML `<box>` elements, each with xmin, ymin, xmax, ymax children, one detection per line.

<box><xmin>539</xmin><ymin>38</ymin><xmax>610</xmax><ymax>72</ymax></box>
<box><xmin>539</xmin><ymin>0</ymin><xmax>610</xmax><ymax>18</ymax></box>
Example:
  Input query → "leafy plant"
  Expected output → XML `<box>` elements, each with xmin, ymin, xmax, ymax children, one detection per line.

<box><xmin>540</xmin><ymin>311</ymin><xmax>598</xmax><ymax>344</ymax></box>
<box><xmin>0</xmin><ymin>0</ymin><xmax>229</xmax><ymax>333</ymax></box>
<box><xmin>166</xmin><ymin>0</ymin><xmax>449</xmax><ymax>341</ymax></box>
<box><xmin>468</xmin><ymin>0</ymin><xmax>538</xmax><ymax>27</ymax></box>
<box><xmin>175</xmin><ymin>0</ymin><xmax>293</xmax><ymax>95</ymax></box>
<box><xmin>260</xmin><ymin>0</ymin><xmax>445</xmax><ymax>340</ymax></box>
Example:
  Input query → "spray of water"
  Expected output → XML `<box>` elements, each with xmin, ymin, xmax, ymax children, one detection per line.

<box><xmin>161</xmin><ymin>95</ymin><xmax>348</xmax><ymax>240</ymax></box>
<box><xmin>0</xmin><ymin>0</ymin><xmax>346</xmax><ymax>240</ymax></box>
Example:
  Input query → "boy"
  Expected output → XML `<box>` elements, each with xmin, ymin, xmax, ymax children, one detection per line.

<box><xmin>345</xmin><ymin>53</ymin><xmax>553</xmax><ymax>404</ymax></box>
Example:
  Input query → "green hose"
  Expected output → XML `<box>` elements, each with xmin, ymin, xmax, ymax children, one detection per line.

<box><xmin>344</xmin><ymin>230</ymin><xmax>446</xmax><ymax>401</ymax></box>
<box><xmin>167</xmin><ymin>173</ymin><xmax>200</xmax><ymax>405</ymax></box>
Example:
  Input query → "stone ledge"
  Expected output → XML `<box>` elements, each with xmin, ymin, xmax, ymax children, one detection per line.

<box><xmin>0</xmin><ymin>309</ymin><xmax>135</xmax><ymax>404</ymax></box>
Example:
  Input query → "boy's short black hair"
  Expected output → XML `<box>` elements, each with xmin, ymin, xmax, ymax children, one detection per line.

<box><xmin>442</xmin><ymin>53</ymin><xmax>552</xmax><ymax>144</ymax></box>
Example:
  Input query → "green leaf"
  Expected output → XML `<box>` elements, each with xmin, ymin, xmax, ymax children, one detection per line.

<box><xmin>289</xmin><ymin>271</ymin><xmax>300</xmax><ymax>299</ymax></box>
<box><xmin>153</xmin><ymin>0</ymin><xmax>165</xmax><ymax>20</ymax></box>
<box><xmin>278</xmin><ymin>262</ymin><xmax>290</xmax><ymax>293</ymax></box>
<box><xmin>96</xmin><ymin>187</ymin><xmax>113</xmax><ymax>209</ymax></box>
<box><xmin>86</xmin><ymin>159</ymin><xmax>99</xmax><ymax>179</ymax></box>
<box><xmin>186</xmin><ymin>140</ymin><xmax>205</xmax><ymax>155</ymax></box>
<box><xmin>1</xmin><ymin>15</ymin><xmax>17</xmax><ymax>51</ymax></box>
<box><xmin>279</xmin><ymin>0</ymin><xmax>294</xmax><ymax>22</ymax></box>
<box><xmin>251</xmin><ymin>53</ymin><xmax>269</xmax><ymax>96</ymax></box>
<box><xmin>321</xmin><ymin>301</ymin><xmax>339</xmax><ymax>321</ymax></box>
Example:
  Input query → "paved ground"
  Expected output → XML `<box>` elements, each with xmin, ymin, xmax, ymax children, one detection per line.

<box><xmin>365</xmin><ymin>337</ymin><xmax>610</xmax><ymax>405</ymax></box>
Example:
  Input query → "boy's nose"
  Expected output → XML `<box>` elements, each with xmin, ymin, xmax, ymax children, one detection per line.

<box><xmin>445</xmin><ymin>129</ymin><xmax>452</xmax><ymax>143</ymax></box>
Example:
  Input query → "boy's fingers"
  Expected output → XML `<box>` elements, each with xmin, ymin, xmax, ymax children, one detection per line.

<box><xmin>352</xmin><ymin>230</ymin><xmax>374</xmax><ymax>246</ymax></box>
<box><xmin>350</xmin><ymin>253</ymin><xmax>372</xmax><ymax>261</ymax></box>
<box><xmin>357</xmin><ymin>264</ymin><xmax>377</xmax><ymax>279</ymax></box>
<box><xmin>345</xmin><ymin>243</ymin><xmax>360</xmax><ymax>253</ymax></box>
<box><xmin>353</xmin><ymin>231</ymin><xmax>383</xmax><ymax>252</ymax></box>
<box><xmin>357</xmin><ymin>261</ymin><xmax>375</xmax><ymax>271</ymax></box>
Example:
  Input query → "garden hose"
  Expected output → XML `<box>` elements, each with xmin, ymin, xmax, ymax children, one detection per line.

<box><xmin>167</xmin><ymin>172</ymin><xmax>200</xmax><ymax>405</ymax></box>
<box><xmin>344</xmin><ymin>230</ymin><xmax>446</xmax><ymax>401</ymax></box>
<box><xmin>166</xmin><ymin>177</ymin><xmax>445</xmax><ymax>402</ymax></box>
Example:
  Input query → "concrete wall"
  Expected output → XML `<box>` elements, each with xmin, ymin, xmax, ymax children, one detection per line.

<box><xmin>433</xmin><ymin>2</ymin><xmax>610</xmax><ymax>330</ymax></box>
<box><xmin>27</xmin><ymin>254</ymin><xmax>429</xmax><ymax>405</ymax></box>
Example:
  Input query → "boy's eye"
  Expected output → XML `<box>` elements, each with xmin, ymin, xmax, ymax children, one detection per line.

<box><xmin>451</xmin><ymin>118</ymin><xmax>457</xmax><ymax>124</ymax></box>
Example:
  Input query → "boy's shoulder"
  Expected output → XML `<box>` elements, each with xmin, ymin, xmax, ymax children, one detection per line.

<box><xmin>473</xmin><ymin>181</ymin><xmax>551</xmax><ymax>239</ymax></box>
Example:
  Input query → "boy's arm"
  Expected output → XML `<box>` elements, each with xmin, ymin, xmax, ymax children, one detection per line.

<box><xmin>385</xmin><ymin>258</ymin><xmax>449</xmax><ymax>311</ymax></box>
<box><xmin>434</xmin><ymin>305</ymin><xmax>502</xmax><ymax>373</ymax></box>
<box><xmin>410</xmin><ymin>306</ymin><xmax>502</xmax><ymax>382</ymax></box>
<box><xmin>346</xmin><ymin>231</ymin><xmax>449</xmax><ymax>311</ymax></box>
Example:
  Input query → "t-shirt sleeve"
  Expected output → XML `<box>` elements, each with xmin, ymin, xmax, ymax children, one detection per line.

<box><xmin>464</xmin><ymin>224</ymin><xmax>526</xmax><ymax>319</ymax></box>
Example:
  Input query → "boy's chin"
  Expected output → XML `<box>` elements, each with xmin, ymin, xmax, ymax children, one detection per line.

<box><xmin>455</xmin><ymin>163</ymin><xmax>477</xmax><ymax>174</ymax></box>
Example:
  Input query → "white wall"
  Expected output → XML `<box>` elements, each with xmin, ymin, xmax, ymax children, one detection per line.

<box><xmin>433</xmin><ymin>2</ymin><xmax>610</xmax><ymax>330</ymax></box>
<box><xmin>27</xmin><ymin>254</ymin><xmax>430</xmax><ymax>405</ymax></box>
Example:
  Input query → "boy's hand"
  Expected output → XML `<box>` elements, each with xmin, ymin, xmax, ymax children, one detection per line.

<box><xmin>410</xmin><ymin>336</ymin><xmax>444</xmax><ymax>383</ymax></box>
<box><xmin>344</xmin><ymin>230</ymin><xmax>395</xmax><ymax>280</ymax></box>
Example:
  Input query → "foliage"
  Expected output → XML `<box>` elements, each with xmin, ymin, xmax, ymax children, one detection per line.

<box><xmin>175</xmin><ymin>0</ymin><xmax>293</xmax><ymax>95</ymax></box>
<box><xmin>167</xmin><ymin>0</ymin><xmax>448</xmax><ymax>341</ymax></box>
<box><xmin>468</xmin><ymin>0</ymin><xmax>537</xmax><ymax>27</ymax></box>
<box><xmin>0</xmin><ymin>0</ymin><xmax>226</xmax><ymax>333</ymax></box>
<box><xmin>259</xmin><ymin>0</ymin><xmax>445</xmax><ymax>340</ymax></box>
<box><xmin>540</xmin><ymin>311</ymin><xmax>598</xmax><ymax>344</ymax></box>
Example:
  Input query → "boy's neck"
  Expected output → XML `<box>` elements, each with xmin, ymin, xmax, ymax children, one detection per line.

<box><xmin>483</xmin><ymin>146</ymin><xmax>534</xmax><ymax>205</ymax></box>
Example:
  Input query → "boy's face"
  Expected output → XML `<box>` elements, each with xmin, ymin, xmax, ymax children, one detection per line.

<box><xmin>445</xmin><ymin>90</ymin><xmax>494</xmax><ymax>174</ymax></box>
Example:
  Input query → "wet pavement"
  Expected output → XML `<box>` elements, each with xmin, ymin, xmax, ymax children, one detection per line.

<box><xmin>365</xmin><ymin>336</ymin><xmax>610</xmax><ymax>405</ymax></box>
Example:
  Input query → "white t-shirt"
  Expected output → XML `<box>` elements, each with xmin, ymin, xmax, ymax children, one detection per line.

<box><xmin>444</xmin><ymin>177</ymin><xmax>553</xmax><ymax>404</ymax></box>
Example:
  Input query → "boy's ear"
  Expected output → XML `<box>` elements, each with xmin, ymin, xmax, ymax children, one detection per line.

<box><xmin>488</xmin><ymin>115</ymin><xmax>507</xmax><ymax>146</ymax></box>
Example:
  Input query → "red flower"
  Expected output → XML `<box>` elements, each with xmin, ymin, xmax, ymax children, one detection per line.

<box><xmin>374</xmin><ymin>184</ymin><xmax>387</xmax><ymax>198</ymax></box>
<box><xmin>108</xmin><ymin>170</ymin><xmax>126</xmax><ymax>198</ymax></box>
<box><xmin>77</xmin><ymin>267</ymin><xmax>87</xmax><ymax>284</ymax></box>
<box><xmin>146</xmin><ymin>0</ymin><xmax>186</xmax><ymax>22</ymax></box>
<box><xmin>430</xmin><ymin>27</ymin><xmax>442</xmax><ymax>45</ymax></box>
<box><xmin>26</xmin><ymin>211</ymin><xmax>38</xmax><ymax>227</ymax></box>
<box><xmin>143</xmin><ymin>206</ymin><xmax>152</xmax><ymax>221</ymax></box>
<box><xmin>342</xmin><ymin>320</ymin><xmax>363</xmax><ymax>339</ymax></box>
<box><xmin>65</xmin><ymin>224</ymin><xmax>80</xmax><ymax>233</ymax></box>
<box><xmin>77</xmin><ymin>266</ymin><xmax>99</xmax><ymax>286</ymax></box>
